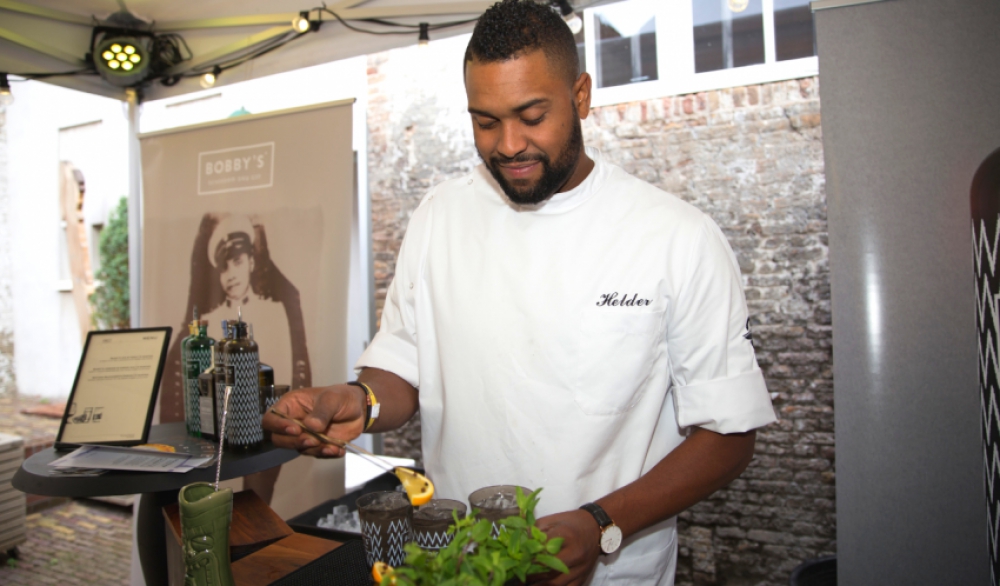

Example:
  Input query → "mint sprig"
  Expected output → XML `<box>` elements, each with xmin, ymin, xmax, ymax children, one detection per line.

<box><xmin>382</xmin><ymin>487</ymin><xmax>569</xmax><ymax>586</ymax></box>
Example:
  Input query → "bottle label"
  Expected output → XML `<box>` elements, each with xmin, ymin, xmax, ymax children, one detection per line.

<box><xmin>199</xmin><ymin>394</ymin><xmax>216</xmax><ymax>435</ymax></box>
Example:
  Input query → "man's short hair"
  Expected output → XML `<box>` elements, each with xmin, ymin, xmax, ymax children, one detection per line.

<box><xmin>465</xmin><ymin>0</ymin><xmax>580</xmax><ymax>84</ymax></box>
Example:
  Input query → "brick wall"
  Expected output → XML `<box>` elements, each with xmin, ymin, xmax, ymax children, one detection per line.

<box><xmin>366</xmin><ymin>36</ymin><xmax>832</xmax><ymax>585</ymax></box>
<box><xmin>0</xmin><ymin>108</ymin><xmax>15</xmax><ymax>396</ymax></box>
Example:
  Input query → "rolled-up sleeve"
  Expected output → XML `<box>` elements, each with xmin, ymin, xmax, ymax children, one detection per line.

<box><xmin>668</xmin><ymin>216</ymin><xmax>776</xmax><ymax>434</ymax></box>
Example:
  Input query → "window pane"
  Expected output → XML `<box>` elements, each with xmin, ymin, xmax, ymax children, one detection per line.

<box><xmin>593</xmin><ymin>2</ymin><xmax>658</xmax><ymax>88</ymax></box>
<box><xmin>574</xmin><ymin>26</ymin><xmax>586</xmax><ymax>75</ymax></box>
<box><xmin>693</xmin><ymin>0</ymin><xmax>765</xmax><ymax>73</ymax></box>
<box><xmin>774</xmin><ymin>0</ymin><xmax>816</xmax><ymax>61</ymax></box>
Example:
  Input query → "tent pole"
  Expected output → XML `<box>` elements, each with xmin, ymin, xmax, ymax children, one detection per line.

<box><xmin>126</xmin><ymin>89</ymin><xmax>141</xmax><ymax>328</ymax></box>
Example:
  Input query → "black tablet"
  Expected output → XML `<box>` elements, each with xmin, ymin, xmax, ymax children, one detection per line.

<box><xmin>55</xmin><ymin>328</ymin><xmax>172</xmax><ymax>450</ymax></box>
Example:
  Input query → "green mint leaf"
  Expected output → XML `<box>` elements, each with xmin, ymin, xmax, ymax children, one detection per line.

<box><xmin>535</xmin><ymin>555</ymin><xmax>570</xmax><ymax>574</ymax></box>
<box><xmin>546</xmin><ymin>537</ymin><xmax>564</xmax><ymax>554</ymax></box>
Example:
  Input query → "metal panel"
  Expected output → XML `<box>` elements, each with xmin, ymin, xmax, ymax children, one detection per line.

<box><xmin>817</xmin><ymin>0</ymin><xmax>1000</xmax><ymax>583</ymax></box>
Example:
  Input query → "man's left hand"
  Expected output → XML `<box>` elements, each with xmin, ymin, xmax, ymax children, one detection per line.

<box><xmin>529</xmin><ymin>509</ymin><xmax>602</xmax><ymax>586</ymax></box>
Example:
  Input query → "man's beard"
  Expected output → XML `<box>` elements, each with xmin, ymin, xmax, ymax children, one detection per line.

<box><xmin>482</xmin><ymin>120</ymin><xmax>584</xmax><ymax>205</ymax></box>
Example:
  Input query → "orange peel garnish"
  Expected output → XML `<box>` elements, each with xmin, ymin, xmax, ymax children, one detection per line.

<box><xmin>372</xmin><ymin>561</ymin><xmax>395</xmax><ymax>584</ymax></box>
<box><xmin>394</xmin><ymin>467</ymin><xmax>434</xmax><ymax>506</ymax></box>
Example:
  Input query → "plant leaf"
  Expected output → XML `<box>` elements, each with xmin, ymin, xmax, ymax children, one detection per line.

<box><xmin>546</xmin><ymin>537</ymin><xmax>564</xmax><ymax>554</ymax></box>
<box><xmin>535</xmin><ymin>554</ymin><xmax>570</xmax><ymax>574</ymax></box>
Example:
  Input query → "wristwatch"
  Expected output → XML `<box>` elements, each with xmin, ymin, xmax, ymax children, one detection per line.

<box><xmin>579</xmin><ymin>503</ymin><xmax>622</xmax><ymax>554</ymax></box>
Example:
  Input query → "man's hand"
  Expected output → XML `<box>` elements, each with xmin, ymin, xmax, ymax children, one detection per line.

<box><xmin>529</xmin><ymin>509</ymin><xmax>601</xmax><ymax>586</ymax></box>
<box><xmin>261</xmin><ymin>384</ymin><xmax>367</xmax><ymax>458</ymax></box>
<box><xmin>261</xmin><ymin>368</ymin><xmax>421</xmax><ymax>458</ymax></box>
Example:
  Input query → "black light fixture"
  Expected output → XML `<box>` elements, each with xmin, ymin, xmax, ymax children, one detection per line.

<box><xmin>553</xmin><ymin>0</ymin><xmax>582</xmax><ymax>34</ymax></box>
<box><xmin>88</xmin><ymin>9</ymin><xmax>158</xmax><ymax>88</ymax></box>
<box><xmin>418</xmin><ymin>22</ymin><xmax>430</xmax><ymax>48</ymax></box>
<box><xmin>94</xmin><ymin>36</ymin><xmax>151</xmax><ymax>87</ymax></box>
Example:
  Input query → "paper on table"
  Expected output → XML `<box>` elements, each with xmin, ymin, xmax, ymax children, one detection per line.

<box><xmin>49</xmin><ymin>445</ymin><xmax>214</xmax><ymax>473</ymax></box>
<box><xmin>344</xmin><ymin>452</ymin><xmax>415</xmax><ymax>492</ymax></box>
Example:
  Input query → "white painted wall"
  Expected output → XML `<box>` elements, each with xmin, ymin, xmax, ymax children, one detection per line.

<box><xmin>6</xmin><ymin>81</ymin><xmax>128</xmax><ymax>398</ymax></box>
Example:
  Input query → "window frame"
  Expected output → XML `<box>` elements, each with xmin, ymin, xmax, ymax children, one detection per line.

<box><xmin>583</xmin><ymin>0</ymin><xmax>819</xmax><ymax>108</ymax></box>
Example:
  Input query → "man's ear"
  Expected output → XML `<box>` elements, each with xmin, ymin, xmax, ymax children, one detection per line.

<box><xmin>573</xmin><ymin>72</ymin><xmax>592</xmax><ymax>120</ymax></box>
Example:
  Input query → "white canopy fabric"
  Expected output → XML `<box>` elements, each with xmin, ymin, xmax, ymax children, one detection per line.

<box><xmin>0</xmin><ymin>0</ymin><xmax>607</xmax><ymax>101</ymax></box>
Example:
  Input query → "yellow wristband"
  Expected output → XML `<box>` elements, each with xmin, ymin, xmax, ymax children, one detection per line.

<box><xmin>348</xmin><ymin>381</ymin><xmax>379</xmax><ymax>431</ymax></box>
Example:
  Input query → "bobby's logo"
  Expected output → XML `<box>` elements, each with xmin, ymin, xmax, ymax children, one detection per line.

<box><xmin>596</xmin><ymin>292</ymin><xmax>652</xmax><ymax>307</ymax></box>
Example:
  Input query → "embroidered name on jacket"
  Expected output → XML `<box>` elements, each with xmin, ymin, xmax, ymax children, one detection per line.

<box><xmin>596</xmin><ymin>292</ymin><xmax>652</xmax><ymax>307</ymax></box>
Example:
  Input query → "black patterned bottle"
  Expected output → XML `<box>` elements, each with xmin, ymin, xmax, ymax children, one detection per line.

<box><xmin>223</xmin><ymin>320</ymin><xmax>262</xmax><ymax>451</ymax></box>
<box><xmin>972</xmin><ymin>145</ymin><xmax>1000</xmax><ymax>586</ymax></box>
<box><xmin>184</xmin><ymin>321</ymin><xmax>215</xmax><ymax>438</ymax></box>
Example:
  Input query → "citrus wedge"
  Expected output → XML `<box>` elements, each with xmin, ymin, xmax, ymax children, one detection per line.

<box><xmin>135</xmin><ymin>443</ymin><xmax>176</xmax><ymax>453</ymax></box>
<box><xmin>395</xmin><ymin>467</ymin><xmax>434</xmax><ymax>506</ymax></box>
<box><xmin>372</xmin><ymin>561</ymin><xmax>395</xmax><ymax>584</ymax></box>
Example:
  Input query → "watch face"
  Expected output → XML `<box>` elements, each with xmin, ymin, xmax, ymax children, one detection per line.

<box><xmin>600</xmin><ymin>525</ymin><xmax>623</xmax><ymax>554</ymax></box>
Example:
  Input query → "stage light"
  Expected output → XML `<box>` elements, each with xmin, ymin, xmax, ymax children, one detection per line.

<box><xmin>200</xmin><ymin>66</ymin><xmax>221</xmax><ymax>89</ymax></box>
<box><xmin>94</xmin><ymin>36</ymin><xmax>150</xmax><ymax>87</ymax></box>
<box><xmin>292</xmin><ymin>11</ymin><xmax>311</xmax><ymax>33</ymax></box>
<box><xmin>553</xmin><ymin>0</ymin><xmax>583</xmax><ymax>34</ymax></box>
<box><xmin>418</xmin><ymin>23</ymin><xmax>430</xmax><ymax>48</ymax></box>
<box><xmin>0</xmin><ymin>74</ymin><xmax>13</xmax><ymax>107</ymax></box>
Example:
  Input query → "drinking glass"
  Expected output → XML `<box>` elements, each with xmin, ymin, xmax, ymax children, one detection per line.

<box><xmin>356</xmin><ymin>491</ymin><xmax>413</xmax><ymax>567</ymax></box>
<box><xmin>412</xmin><ymin>499</ymin><xmax>467</xmax><ymax>551</ymax></box>
<box><xmin>468</xmin><ymin>485</ymin><xmax>532</xmax><ymax>536</ymax></box>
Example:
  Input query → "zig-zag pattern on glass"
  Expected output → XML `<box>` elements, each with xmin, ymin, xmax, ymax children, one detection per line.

<box><xmin>362</xmin><ymin>521</ymin><xmax>383</xmax><ymax>566</ymax></box>
<box><xmin>974</xmin><ymin>216</ymin><xmax>1000</xmax><ymax>586</ymax></box>
<box><xmin>362</xmin><ymin>519</ymin><xmax>412</xmax><ymax>566</ymax></box>
<box><xmin>415</xmin><ymin>529</ymin><xmax>453</xmax><ymax>551</ymax></box>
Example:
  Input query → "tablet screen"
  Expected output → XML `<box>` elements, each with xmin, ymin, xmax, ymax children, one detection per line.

<box><xmin>57</xmin><ymin>328</ymin><xmax>171</xmax><ymax>446</ymax></box>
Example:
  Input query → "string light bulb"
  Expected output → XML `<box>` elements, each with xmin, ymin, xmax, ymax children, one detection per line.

<box><xmin>418</xmin><ymin>22</ymin><xmax>430</xmax><ymax>48</ymax></box>
<box><xmin>728</xmin><ymin>0</ymin><xmax>749</xmax><ymax>12</ymax></box>
<box><xmin>292</xmin><ymin>11</ymin><xmax>311</xmax><ymax>33</ymax></box>
<box><xmin>200</xmin><ymin>66</ymin><xmax>221</xmax><ymax>89</ymax></box>
<box><xmin>0</xmin><ymin>74</ymin><xmax>13</xmax><ymax>107</ymax></box>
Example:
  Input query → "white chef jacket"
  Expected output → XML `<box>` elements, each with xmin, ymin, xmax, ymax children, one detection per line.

<box><xmin>357</xmin><ymin>147</ymin><xmax>776</xmax><ymax>585</ymax></box>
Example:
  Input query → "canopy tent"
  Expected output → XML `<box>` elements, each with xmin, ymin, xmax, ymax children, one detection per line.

<box><xmin>0</xmin><ymin>0</ymin><xmax>603</xmax><ymax>102</ymax></box>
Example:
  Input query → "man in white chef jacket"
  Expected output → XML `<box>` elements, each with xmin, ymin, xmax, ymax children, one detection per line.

<box><xmin>264</xmin><ymin>1</ymin><xmax>776</xmax><ymax>584</ymax></box>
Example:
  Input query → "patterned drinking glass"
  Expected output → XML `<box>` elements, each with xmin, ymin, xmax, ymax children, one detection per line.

<box><xmin>412</xmin><ymin>499</ymin><xmax>467</xmax><ymax>551</ymax></box>
<box><xmin>357</xmin><ymin>491</ymin><xmax>413</xmax><ymax>567</ymax></box>
<box><xmin>468</xmin><ymin>485</ymin><xmax>532</xmax><ymax>537</ymax></box>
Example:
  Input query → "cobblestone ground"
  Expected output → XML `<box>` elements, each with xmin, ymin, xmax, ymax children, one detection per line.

<box><xmin>0</xmin><ymin>500</ymin><xmax>132</xmax><ymax>585</ymax></box>
<box><xmin>1</xmin><ymin>392</ymin><xmax>133</xmax><ymax>584</ymax></box>
<box><xmin>0</xmin><ymin>391</ymin><xmax>64</xmax><ymax>444</ymax></box>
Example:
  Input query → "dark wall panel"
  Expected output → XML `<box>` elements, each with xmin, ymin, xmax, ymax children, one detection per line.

<box><xmin>817</xmin><ymin>0</ymin><xmax>1000</xmax><ymax>583</ymax></box>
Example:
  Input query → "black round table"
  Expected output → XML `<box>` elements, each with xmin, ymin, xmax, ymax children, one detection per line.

<box><xmin>12</xmin><ymin>422</ymin><xmax>298</xmax><ymax>586</ymax></box>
